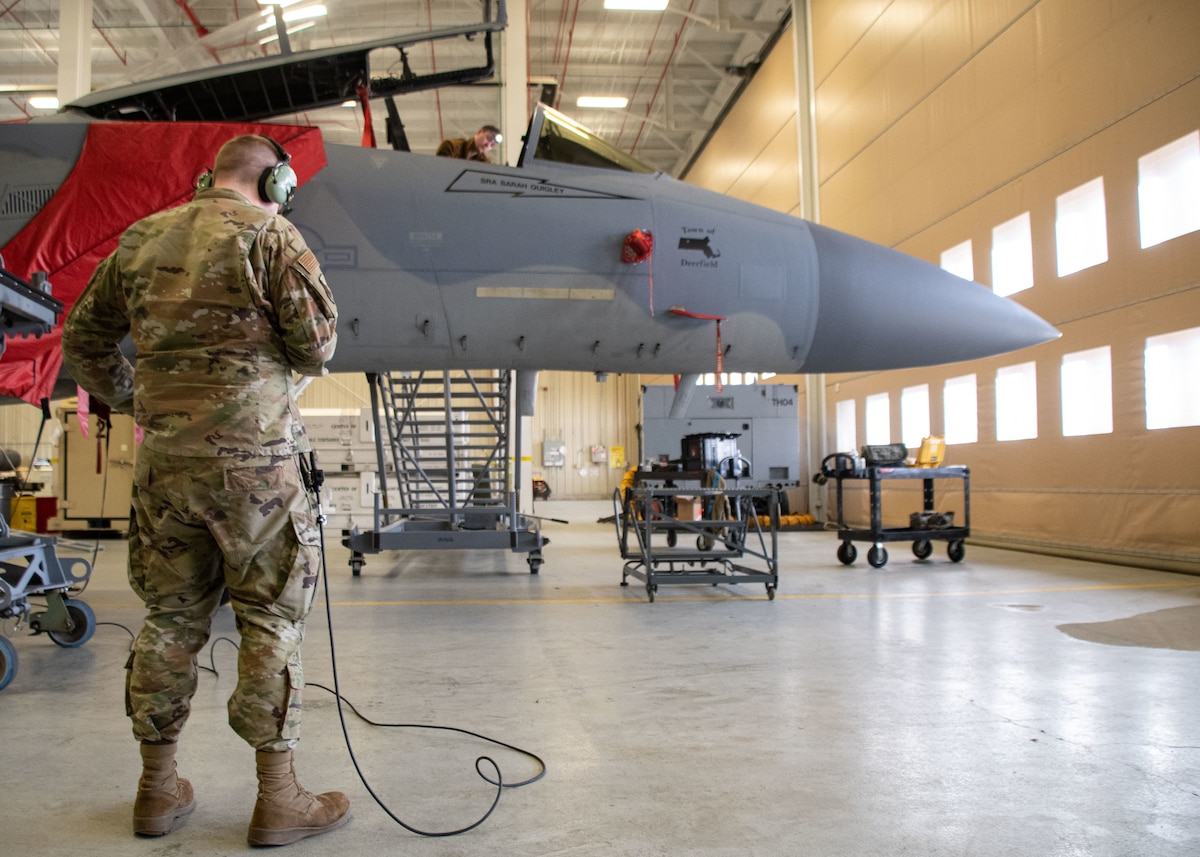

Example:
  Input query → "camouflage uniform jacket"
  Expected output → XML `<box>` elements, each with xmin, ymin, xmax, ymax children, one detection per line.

<box><xmin>62</xmin><ymin>187</ymin><xmax>337</xmax><ymax>458</ymax></box>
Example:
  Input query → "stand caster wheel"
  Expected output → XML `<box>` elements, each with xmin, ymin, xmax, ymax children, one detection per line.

<box><xmin>837</xmin><ymin>542</ymin><xmax>857</xmax><ymax>565</ymax></box>
<box><xmin>766</xmin><ymin>585</ymin><xmax>776</xmax><ymax>601</ymax></box>
<box><xmin>912</xmin><ymin>539</ymin><xmax>933</xmax><ymax>560</ymax></box>
<box><xmin>666</xmin><ymin>530</ymin><xmax>677</xmax><ymax>547</ymax></box>
<box><xmin>867</xmin><ymin>545</ymin><xmax>889</xmax><ymax>568</ymax></box>
<box><xmin>48</xmin><ymin>600</ymin><xmax>95</xmax><ymax>648</ymax></box>
<box><xmin>647</xmin><ymin>584</ymin><xmax>657</xmax><ymax>602</ymax></box>
<box><xmin>527</xmin><ymin>552</ymin><xmax>543</xmax><ymax>573</ymax></box>
<box><xmin>349</xmin><ymin>551</ymin><xmax>365</xmax><ymax>576</ymax></box>
<box><xmin>0</xmin><ymin>635</ymin><xmax>17</xmax><ymax>691</ymax></box>
<box><xmin>948</xmin><ymin>540</ymin><xmax>966</xmax><ymax>563</ymax></box>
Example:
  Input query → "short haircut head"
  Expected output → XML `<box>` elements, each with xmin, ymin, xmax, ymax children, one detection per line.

<box><xmin>212</xmin><ymin>135</ymin><xmax>285</xmax><ymax>187</ymax></box>
<box><xmin>479</xmin><ymin>125</ymin><xmax>501</xmax><ymax>136</ymax></box>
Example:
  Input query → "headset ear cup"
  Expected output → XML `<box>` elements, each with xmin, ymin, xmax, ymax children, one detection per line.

<box><xmin>259</xmin><ymin>162</ymin><xmax>297</xmax><ymax>205</ymax></box>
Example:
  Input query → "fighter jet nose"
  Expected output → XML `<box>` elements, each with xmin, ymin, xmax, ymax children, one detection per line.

<box><xmin>800</xmin><ymin>223</ymin><xmax>1059</xmax><ymax>372</ymax></box>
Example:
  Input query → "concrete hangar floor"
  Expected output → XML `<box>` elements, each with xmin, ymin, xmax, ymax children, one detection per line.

<box><xmin>3</xmin><ymin>499</ymin><xmax>1198</xmax><ymax>856</ymax></box>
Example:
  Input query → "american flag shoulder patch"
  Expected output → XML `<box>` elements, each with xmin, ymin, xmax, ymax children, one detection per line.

<box><xmin>296</xmin><ymin>250</ymin><xmax>320</xmax><ymax>273</ymax></box>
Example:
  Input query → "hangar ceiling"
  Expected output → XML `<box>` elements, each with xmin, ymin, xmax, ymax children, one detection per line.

<box><xmin>0</xmin><ymin>0</ymin><xmax>792</xmax><ymax>176</ymax></box>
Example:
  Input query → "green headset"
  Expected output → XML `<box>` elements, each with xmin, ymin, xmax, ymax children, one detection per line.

<box><xmin>195</xmin><ymin>135</ymin><xmax>297</xmax><ymax>207</ymax></box>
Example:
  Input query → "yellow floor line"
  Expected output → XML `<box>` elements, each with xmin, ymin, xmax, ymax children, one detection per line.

<box><xmin>326</xmin><ymin>581</ymin><xmax>1193</xmax><ymax>608</ymax></box>
<box><xmin>79</xmin><ymin>582</ymin><xmax>1194</xmax><ymax>611</ymax></box>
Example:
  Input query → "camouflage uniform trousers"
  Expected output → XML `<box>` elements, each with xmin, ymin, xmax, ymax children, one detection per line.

<box><xmin>126</xmin><ymin>447</ymin><xmax>324</xmax><ymax>751</ymax></box>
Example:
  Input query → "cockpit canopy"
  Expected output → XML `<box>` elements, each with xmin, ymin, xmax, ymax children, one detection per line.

<box><xmin>519</xmin><ymin>104</ymin><xmax>656</xmax><ymax>175</ymax></box>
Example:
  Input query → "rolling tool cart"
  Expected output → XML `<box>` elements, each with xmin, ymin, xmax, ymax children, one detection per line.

<box><xmin>828</xmin><ymin>462</ymin><xmax>970</xmax><ymax>569</ymax></box>
<box><xmin>613</xmin><ymin>472</ymin><xmax>779</xmax><ymax>601</ymax></box>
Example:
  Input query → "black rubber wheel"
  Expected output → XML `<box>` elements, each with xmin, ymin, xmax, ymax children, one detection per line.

<box><xmin>666</xmin><ymin>530</ymin><xmax>677</xmax><ymax>547</ymax></box>
<box><xmin>867</xmin><ymin>545</ymin><xmax>888</xmax><ymax>568</ymax></box>
<box><xmin>912</xmin><ymin>539</ymin><xmax>933</xmax><ymax>560</ymax></box>
<box><xmin>349</xmin><ymin>552</ymin><xmax>364</xmax><ymax>577</ymax></box>
<box><xmin>948</xmin><ymin>540</ymin><xmax>966</xmax><ymax>563</ymax></box>
<box><xmin>766</xmin><ymin>585</ymin><xmax>776</xmax><ymax>601</ymax></box>
<box><xmin>837</xmin><ymin>542</ymin><xmax>857</xmax><ymax>565</ymax></box>
<box><xmin>48</xmin><ymin>600</ymin><xmax>95</xmax><ymax>648</ymax></box>
<box><xmin>697</xmin><ymin>535</ymin><xmax>713</xmax><ymax>551</ymax></box>
<box><xmin>647</xmin><ymin>584</ymin><xmax>657</xmax><ymax>603</ymax></box>
<box><xmin>527</xmin><ymin>552</ymin><xmax>543</xmax><ymax>574</ymax></box>
<box><xmin>0</xmin><ymin>635</ymin><xmax>16</xmax><ymax>691</ymax></box>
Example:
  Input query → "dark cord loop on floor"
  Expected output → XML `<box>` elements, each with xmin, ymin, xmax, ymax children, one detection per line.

<box><xmin>193</xmin><ymin>521</ymin><xmax>546</xmax><ymax>837</ymax></box>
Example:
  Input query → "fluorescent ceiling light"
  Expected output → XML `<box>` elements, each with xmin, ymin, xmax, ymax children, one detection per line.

<box><xmin>577</xmin><ymin>96</ymin><xmax>628</xmax><ymax>109</ymax></box>
<box><xmin>259</xmin><ymin>20</ymin><xmax>316</xmax><ymax>44</ymax></box>
<box><xmin>283</xmin><ymin>4</ymin><xmax>325</xmax><ymax>22</ymax></box>
<box><xmin>258</xmin><ymin>2</ymin><xmax>325</xmax><ymax>28</ymax></box>
<box><xmin>256</xmin><ymin>0</ymin><xmax>305</xmax><ymax>6</ymax></box>
<box><xmin>29</xmin><ymin>96</ymin><xmax>59</xmax><ymax>109</ymax></box>
<box><xmin>604</xmin><ymin>1</ymin><xmax>670</xmax><ymax>10</ymax></box>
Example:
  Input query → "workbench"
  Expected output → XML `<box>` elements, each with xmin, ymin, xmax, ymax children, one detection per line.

<box><xmin>832</xmin><ymin>464</ymin><xmax>969</xmax><ymax>568</ymax></box>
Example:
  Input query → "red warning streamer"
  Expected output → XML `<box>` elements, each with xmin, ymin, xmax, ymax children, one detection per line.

<box><xmin>668</xmin><ymin>307</ymin><xmax>727</xmax><ymax>392</ymax></box>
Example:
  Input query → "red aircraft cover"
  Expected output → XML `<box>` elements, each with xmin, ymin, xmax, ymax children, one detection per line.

<box><xmin>0</xmin><ymin>121</ymin><xmax>326</xmax><ymax>406</ymax></box>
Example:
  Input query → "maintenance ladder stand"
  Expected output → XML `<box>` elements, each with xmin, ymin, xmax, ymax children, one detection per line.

<box><xmin>344</xmin><ymin>371</ymin><xmax>545</xmax><ymax>575</ymax></box>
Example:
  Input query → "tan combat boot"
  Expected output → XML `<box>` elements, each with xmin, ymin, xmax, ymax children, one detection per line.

<box><xmin>133</xmin><ymin>741</ymin><xmax>196</xmax><ymax>836</ymax></box>
<box><xmin>247</xmin><ymin>749</ymin><xmax>350</xmax><ymax>846</ymax></box>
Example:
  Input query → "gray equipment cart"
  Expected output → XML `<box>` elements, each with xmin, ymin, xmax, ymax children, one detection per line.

<box><xmin>0</xmin><ymin>516</ymin><xmax>95</xmax><ymax>690</ymax></box>
<box><xmin>614</xmin><ymin>477</ymin><xmax>779</xmax><ymax>602</ymax></box>
<box><xmin>0</xmin><ymin>257</ymin><xmax>96</xmax><ymax>689</ymax></box>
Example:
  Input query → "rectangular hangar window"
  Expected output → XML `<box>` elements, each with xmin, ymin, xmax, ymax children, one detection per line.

<box><xmin>943</xmin><ymin>374</ymin><xmax>978</xmax><ymax>445</ymax></box>
<box><xmin>1056</xmin><ymin>177</ymin><xmax>1109</xmax><ymax>277</ymax></box>
<box><xmin>901</xmin><ymin>384</ymin><xmax>931</xmax><ymax>450</ymax></box>
<box><xmin>836</xmin><ymin>399</ymin><xmax>856</xmax><ymax>454</ymax></box>
<box><xmin>1145</xmin><ymin>326</ymin><xmax>1200</xmax><ymax>429</ymax></box>
<box><xmin>1061</xmin><ymin>346</ymin><xmax>1113</xmax><ymax>437</ymax></box>
<box><xmin>991</xmin><ymin>212</ymin><xmax>1034</xmax><ymax>297</ymax></box>
<box><xmin>1138</xmin><ymin>131</ymin><xmax>1200</xmax><ymax>249</ymax></box>
<box><xmin>996</xmin><ymin>362</ymin><xmax>1038</xmax><ymax>441</ymax></box>
<box><xmin>940</xmin><ymin>239</ymin><xmax>974</xmax><ymax>282</ymax></box>
<box><xmin>865</xmin><ymin>392</ymin><xmax>891</xmax><ymax>446</ymax></box>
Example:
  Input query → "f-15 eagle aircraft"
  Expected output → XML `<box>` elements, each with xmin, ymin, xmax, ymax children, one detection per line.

<box><xmin>0</xmin><ymin>102</ymin><xmax>1057</xmax><ymax>408</ymax></box>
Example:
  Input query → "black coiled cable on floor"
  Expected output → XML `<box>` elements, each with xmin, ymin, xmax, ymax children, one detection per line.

<box><xmin>305</xmin><ymin>451</ymin><xmax>546</xmax><ymax>836</ymax></box>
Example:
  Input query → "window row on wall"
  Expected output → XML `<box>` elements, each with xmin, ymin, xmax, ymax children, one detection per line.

<box><xmin>835</xmin><ymin>323</ymin><xmax>1200</xmax><ymax>449</ymax></box>
<box><xmin>939</xmin><ymin>130</ymin><xmax>1200</xmax><ymax>295</ymax></box>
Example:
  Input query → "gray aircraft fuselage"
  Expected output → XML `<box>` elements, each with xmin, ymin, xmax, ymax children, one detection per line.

<box><xmin>0</xmin><ymin>109</ymin><xmax>1058</xmax><ymax>387</ymax></box>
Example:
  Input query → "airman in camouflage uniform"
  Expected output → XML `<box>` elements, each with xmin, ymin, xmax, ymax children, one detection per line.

<box><xmin>62</xmin><ymin>134</ymin><xmax>349</xmax><ymax>846</ymax></box>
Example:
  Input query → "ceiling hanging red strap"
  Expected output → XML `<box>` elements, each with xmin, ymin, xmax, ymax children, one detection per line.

<box><xmin>621</xmin><ymin>228</ymin><xmax>655</xmax><ymax>315</ymax></box>
<box><xmin>175</xmin><ymin>0</ymin><xmax>211</xmax><ymax>38</ymax></box>
<box><xmin>356</xmin><ymin>81</ymin><xmax>376</xmax><ymax>148</ymax></box>
<box><xmin>668</xmin><ymin>307</ymin><xmax>727</xmax><ymax>392</ymax></box>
